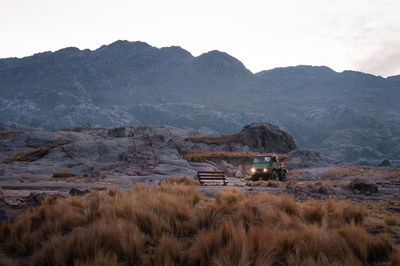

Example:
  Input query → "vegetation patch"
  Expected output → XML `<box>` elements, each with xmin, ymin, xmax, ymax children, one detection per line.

<box><xmin>186</xmin><ymin>134</ymin><xmax>241</xmax><ymax>145</ymax></box>
<box><xmin>52</xmin><ymin>170</ymin><xmax>76</xmax><ymax>179</ymax></box>
<box><xmin>246</xmin><ymin>180</ymin><xmax>280</xmax><ymax>187</ymax></box>
<box><xmin>290</xmin><ymin>165</ymin><xmax>400</xmax><ymax>182</ymax></box>
<box><xmin>161</xmin><ymin>176</ymin><xmax>200</xmax><ymax>186</ymax></box>
<box><xmin>1</xmin><ymin>179</ymin><xmax>398</xmax><ymax>265</ymax></box>
<box><xmin>185</xmin><ymin>150</ymin><xmax>289</xmax><ymax>162</ymax></box>
<box><xmin>1</xmin><ymin>142</ymin><xmax>68</xmax><ymax>164</ymax></box>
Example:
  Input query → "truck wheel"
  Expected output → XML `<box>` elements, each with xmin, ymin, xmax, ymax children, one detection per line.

<box><xmin>279</xmin><ymin>172</ymin><xmax>287</xmax><ymax>182</ymax></box>
<box><xmin>251</xmin><ymin>175</ymin><xmax>259</xmax><ymax>181</ymax></box>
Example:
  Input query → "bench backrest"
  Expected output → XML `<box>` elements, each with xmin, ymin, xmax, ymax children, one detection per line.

<box><xmin>197</xmin><ymin>171</ymin><xmax>227</xmax><ymax>185</ymax></box>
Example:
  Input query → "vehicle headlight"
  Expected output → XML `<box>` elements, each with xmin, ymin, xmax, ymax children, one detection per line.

<box><xmin>251</xmin><ymin>168</ymin><xmax>256</xmax><ymax>173</ymax></box>
<box><xmin>263</xmin><ymin>168</ymin><xmax>268</xmax><ymax>173</ymax></box>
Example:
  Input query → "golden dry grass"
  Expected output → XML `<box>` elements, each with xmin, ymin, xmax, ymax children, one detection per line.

<box><xmin>246</xmin><ymin>180</ymin><xmax>280</xmax><ymax>187</ymax></box>
<box><xmin>1</xmin><ymin>142</ymin><xmax>68</xmax><ymax>164</ymax></box>
<box><xmin>186</xmin><ymin>134</ymin><xmax>241</xmax><ymax>145</ymax></box>
<box><xmin>185</xmin><ymin>150</ymin><xmax>289</xmax><ymax>163</ymax></box>
<box><xmin>161</xmin><ymin>176</ymin><xmax>200</xmax><ymax>186</ymax></box>
<box><xmin>1</xmin><ymin>179</ymin><xmax>399</xmax><ymax>265</ymax></box>
<box><xmin>52</xmin><ymin>169</ymin><xmax>77</xmax><ymax>179</ymax></box>
<box><xmin>290</xmin><ymin>165</ymin><xmax>400</xmax><ymax>182</ymax></box>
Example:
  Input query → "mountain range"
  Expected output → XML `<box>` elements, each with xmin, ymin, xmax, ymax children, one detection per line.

<box><xmin>1</xmin><ymin>40</ymin><xmax>399</xmax><ymax>164</ymax></box>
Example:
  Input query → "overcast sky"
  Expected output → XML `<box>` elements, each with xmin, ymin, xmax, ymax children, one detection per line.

<box><xmin>1</xmin><ymin>0</ymin><xmax>399</xmax><ymax>77</ymax></box>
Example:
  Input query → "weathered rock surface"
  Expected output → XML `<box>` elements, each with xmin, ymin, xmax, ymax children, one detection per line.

<box><xmin>286</xmin><ymin>149</ymin><xmax>338</xmax><ymax>169</ymax></box>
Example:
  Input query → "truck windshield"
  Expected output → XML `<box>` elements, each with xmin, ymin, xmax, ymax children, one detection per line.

<box><xmin>254</xmin><ymin>156</ymin><xmax>271</xmax><ymax>163</ymax></box>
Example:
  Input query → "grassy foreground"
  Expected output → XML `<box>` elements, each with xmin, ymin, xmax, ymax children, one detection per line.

<box><xmin>1</xmin><ymin>178</ymin><xmax>399</xmax><ymax>265</ymax></box>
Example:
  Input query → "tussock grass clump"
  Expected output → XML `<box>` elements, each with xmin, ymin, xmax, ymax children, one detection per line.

<box><xmin>52</xmin><ymin>169</ymin><xmax>76</xmax><ymax>178</ymax></box>
<box><xmin>246</xmin><ymin>180</ymin><xmax>280</xmax><ymax>187</ymax></box>
<box><xmin>1</xmin><ymin>142</ymin><xmax>68</xmax><ymax>164</ymax></box>
<box><xmin>161</xmin><ymin>176</ymin><xmax>199</xmax><ymax>186</ymax></box>
<box><xmin>384</xmin><ymin>215</ymin><xmax>400</xmax><ymax>226</ymax></box>
<box><xmin>186</xmin><ymin>134</ymin><xmax>241</xmax><ymax>145</ymax></box>
<box><xmin>0</xmin><ymin>180</ymin><xmax>398</xmax><ymax>265</ymax></box>
<box><xmin>185</xmin><ymin>150</ymin><xmax>289</xmax><ymax>162</ymax></box>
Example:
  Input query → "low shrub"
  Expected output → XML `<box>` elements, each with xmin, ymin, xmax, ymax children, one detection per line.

<box><xmin>1</xmin><ymin>142</ymin><xmax>68</xmax><ymax>164</ymax></box>
<box><xmin>186</xmin><ymin>134</ymin><xmax>241</xmax><ymax>145</ymax></box>
<box><xmin>52</xmin><ymin>169</ymin><xmax>76</xmax><ymax>178</ymax></box>
<box><xmin>185</xmin><ymin>150</ymin><xmax>289</xmax><ymax>162</ymax></box>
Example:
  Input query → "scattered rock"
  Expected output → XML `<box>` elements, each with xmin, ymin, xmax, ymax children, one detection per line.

<box><xmin>349</xmin><ymin>178</ymin><xmax>378</xmax><ymax>193</ymax></box>
<box><xmin>24</xmin><ymin>192</ymin><xmax>48</xmax><ymax>206</ymax></box>
<box><xmin>379</xmin><ymin>159</ymin><xmax>391</xmax><ymax>167</ymax></box>
<box><xmin>107</xmin><ymin>127</ymin><xmax>126</xmax><ymax>137</ymax></box>
<box><xmin>69</xmin><ymin>188</ymin><xmax>90</xmax><ymax>196</ymax></box>
<box><xmin>318</xmin><ymin>186</ymin><xmax>331</xmax><ymax>195</ymax></box>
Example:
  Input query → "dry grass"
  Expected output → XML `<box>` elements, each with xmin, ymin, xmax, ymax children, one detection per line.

<box><xmin>1</xmin><ymin>142</ymin><xmax>68</xmax><ymax>164</ymax></box>
<box><xmin>391</xmin><ymin>251</ymin><xmax>400</xmax><ymax>266</ymax></box>
<box><xmin>385</xmin><ymin>216</ymin><xmax>400</xmax><ymax>226</ymax></box>
<box><xmin>0</xmin><ymin>180</ymin><xmax>398</xmax><ymax>265</ymax></box>
<box><xmin>290</xmin><ymin>165</ymin><xmax>400</xmax><ymax>181</ymax></box>
<box><xmin>52</xmin><ymin>169</ymin><xmax>76</xmax><ymax>179</ymax></box>
<box><xmin>186</xmin><ymin>134</ymin><xmax>241</xmax><ymax>145</ymax></box>
<box><xmin>185</xmin><ymin>150</ymin><xmax>289</xmax><ymax>163</ymax></box>
<box><xmin>246</xmin><ymin>180</ymin><xmax>280</xmax><ymax>187</ymax></box>
<box><xmin>161</xmin><ymin>176</ymin><xmax>200</xmax><ymax>186</ymax></box>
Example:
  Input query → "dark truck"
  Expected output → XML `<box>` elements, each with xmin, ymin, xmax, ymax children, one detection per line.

<box><xmin>250</xmin><ymin>155</ymin><xmax>287</xmax><ymax>181</ymax></box>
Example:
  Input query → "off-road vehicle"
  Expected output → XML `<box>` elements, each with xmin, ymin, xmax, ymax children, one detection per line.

<box><xmin>250</xmin><ymin>155</ymin><xmax>287</xmax><ymax>181</ymax></box>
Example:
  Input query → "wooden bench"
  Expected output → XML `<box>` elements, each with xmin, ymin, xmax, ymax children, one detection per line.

<box><xmin>197</xmin><ymin>171</ymin><xmax>227</xmax><ymax>186</ymax></box>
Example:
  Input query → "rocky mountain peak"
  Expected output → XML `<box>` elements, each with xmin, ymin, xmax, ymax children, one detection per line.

<box><xmin>194</xmin><ymin>50</ymin><xmax>252</xmax><ymax>75</ymax></box>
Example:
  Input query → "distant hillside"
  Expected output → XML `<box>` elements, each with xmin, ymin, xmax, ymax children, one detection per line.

<box><xmin>0</xmin><ymin>40</ymin><xmax>399</xmax><ymax>164</ymax></box>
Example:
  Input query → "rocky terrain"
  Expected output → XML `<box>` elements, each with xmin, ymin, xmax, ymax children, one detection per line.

<box><xmin>1</xmin><ymin>40</ymin><xmax>399</xmax><ymax>165</ymax></box>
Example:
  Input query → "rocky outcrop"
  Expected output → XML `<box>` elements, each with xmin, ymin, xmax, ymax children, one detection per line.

<box><xmin>0</xmin><ymin>123</ymin><xmax>332</xmax><ymax>181</ymax></box>
<box><xmin>239</xmin><ymin>123</ymin><xmax>296</xmax><ymax>153</ymax></box>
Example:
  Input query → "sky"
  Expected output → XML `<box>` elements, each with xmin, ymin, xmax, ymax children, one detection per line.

<box><xmin>1</xmin><ymin>0</ymin><xmax>399</xmax><ymax>77</ymax></box>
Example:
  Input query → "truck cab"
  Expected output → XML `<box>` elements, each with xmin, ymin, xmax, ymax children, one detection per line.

<box><xmin>250</xmin><ymin>155</ymin><xmax>287</xmax><ymax>181</ymax></box>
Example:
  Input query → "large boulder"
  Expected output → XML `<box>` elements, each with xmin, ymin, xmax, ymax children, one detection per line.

<box><xmin>349</xmin><ymin>178</ymin><xmax>378</xmax><ymax>193</ymax></box>
<box><xmin>240</xmin><ymin>123</ymin><xmax>296</xmax><ymax>153</ymax></box>
<box><xmin>379</xmin><ymin>159</ymin><xmax>391</xmax><ymax>167</ymax></box>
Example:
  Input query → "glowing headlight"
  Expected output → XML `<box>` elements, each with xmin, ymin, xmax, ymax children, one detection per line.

<box><xmin>251</xmin><ymin>168</ymin><xmax>256</xmax><ymax>173</ymax></box>
<box><xmin>263</xmin><ymin>168</ymin><xmax>268</xmax><ymax>173</ymax></box>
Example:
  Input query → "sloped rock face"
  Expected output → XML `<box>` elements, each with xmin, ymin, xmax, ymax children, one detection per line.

<box><xmin>240</xmin><ymin>123</ymin><xmax>296</xmax><ymax>153</ymax></box>
<box><xmin>286</xmin><ymin>149</ymin><xmax>337</xmax><ymax>169</ymax></box>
